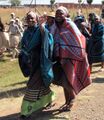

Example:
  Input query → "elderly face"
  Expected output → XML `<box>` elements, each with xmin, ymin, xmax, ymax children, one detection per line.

<box><xmin>26</xmin><ymin>12</ymin><xmax>38</xmax><ymax>27</ymax></box>
<box><xmin>55</xmin><ymin>10</ymin><xmax>66</xmax><ymax>23</ymax></box>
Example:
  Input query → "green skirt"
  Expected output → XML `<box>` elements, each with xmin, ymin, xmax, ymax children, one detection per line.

<box><xmin>21</xmin><ymin>91</ymin><xmax>55</xmax><ymax>116</ymax></box>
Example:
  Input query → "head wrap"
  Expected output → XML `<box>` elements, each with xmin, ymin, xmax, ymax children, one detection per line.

<box><xmin>27</xmin><ymin>11</ymin><xmax>36</xmax><ymax>18</ymax></box>
<box><xmin>74</xmin><ymin>16</ymin><xmax>85</xmax><ymax>22</ymax></box>
<box><xmin>56</xmin><ymin>6</ymin><xmax>69</xmax><ymax>17</ymax></box>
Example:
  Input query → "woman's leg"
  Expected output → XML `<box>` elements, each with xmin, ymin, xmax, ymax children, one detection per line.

<box><xmin>59</xmin><ymin>87</ymin><xmax>75</xmax><ymax>112</ymax></box>
<box><xmin>59</xmin><ymin>70</ymin><xmax>75</xmax><ymax>112</ymax></box>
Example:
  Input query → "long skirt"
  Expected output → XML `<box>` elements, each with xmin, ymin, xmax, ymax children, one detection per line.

<box><xmin>9</xmin><ymin>34</ymin><xmax>20</xmax><ymax>48</ymax></box>
<box><xmin>21</xmin><ymin>69</ymin><xmax>55</xmax><ymax>117</ymax></box>
<box><xmin>87</xmin><ymin>37</ymin><xmax>104</xmax><ymax>64</ymax></box>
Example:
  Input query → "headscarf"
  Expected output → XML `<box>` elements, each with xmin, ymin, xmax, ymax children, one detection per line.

<box><xmin>56</xmin><ymin>6</ymin><xmax>69</xmax><ymax>17</ymax></box>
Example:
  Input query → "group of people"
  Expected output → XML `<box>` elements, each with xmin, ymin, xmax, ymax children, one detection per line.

<box><xmin>0</xmin><ymin>5</ymin><xmax>104</xmax><ymax>120</ymax></box>
<box><xmin>73</xmin><ymin>9</ymin><xmax>104</xmax><ymax>72</ymax></box>
<box><xmin>18</xmin><ymin>6</ymin><xmax>92</xmax><ymax>120</ymax></box>
<box><xmin>0</xmin><ymin>12</ymin><xmax>24</xmax><ymax>60</ymax></box>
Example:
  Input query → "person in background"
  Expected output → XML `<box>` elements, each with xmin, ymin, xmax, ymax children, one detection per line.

<box><xmin>15</xmin><ymin>17</ymin><xmax>24</xmax><ymax>38</ymax></box>
<box><xmin>0</xmin><ymin>17</ymin><xmax>9</xmax><ymax>58</ymax></box>
<box><xmin>6</xmin><ymin>12</ymin><xmax>16</xmax><ymax>26</ymax></box>
<box><xmin>0</xmin><ymin>17</ymin><xmax>4</xmax><ymax>32</ymax></box>
<box><xmin>10</xmin><ymin>12</ymin><xmax>16</xmax><ymax>21</ymax></box>
<box><xmin>19</xmin><ymin>11</ymin><xmax>55</xmax><ymax>120</ymax></box>
<box><xmin>101</xmin><ymin>8</ymin><xmax>104</xmax><ymax>19</ymax></box>
<box><xmin>8</xmin><ymin>19</ymin><xmax>21</xmax><ymax>60</ymax></box>
<box><xmin>50</xmin><ymin>6</ymin><xmax>91</xmax><ymax>112</ymax></box>
<box><xmin>74</xmin><ymin>9</ymin><xmax>86</xmax><ymax>30</ymax></box>
<box><xmin>87</xmin><ymin>14</ymin><xmax>104</xmax><ymax>72</ymax></box>
<box><xmin>74</xmin><ymin>16</ymin><xmax>91</xmax><ymax>52</ymax></box>
<box><xmin>0</xmin><ymin>17</ymin><xmax>5</xmax><ymax>57</ymax></box>
<box><xmin>39</xmin><ymin>12</ymin><xmax>56</xmax><ymax>109</ymax></box>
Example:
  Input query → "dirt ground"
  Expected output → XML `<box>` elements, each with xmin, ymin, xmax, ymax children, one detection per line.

<box><xmin>0</xmin><ymin>64</ymin><xmax>104</xmax><ymax>120</ymax></box>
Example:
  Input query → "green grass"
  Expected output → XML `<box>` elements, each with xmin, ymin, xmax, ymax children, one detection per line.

<box><xmin>0</xmin><ymin>55</ymin><xmax>27</xmax><ymax>92</ymax></box>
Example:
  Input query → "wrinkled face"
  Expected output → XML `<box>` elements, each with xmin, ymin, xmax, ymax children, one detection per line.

<box><xmin>55</xmin><ymin>10</ymin><xmax>65</xmax><ymax>23</ymax></box>
<box><xmin>26</xmin><ymin>14</ymin><xmax>37</xmax><ymax>27</ymax></box>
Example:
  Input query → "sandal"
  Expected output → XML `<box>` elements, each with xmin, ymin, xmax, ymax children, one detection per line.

<box><xmin>59</xmin><ymin>99</ymin><xmax>75</xmax><ymax>112</ymax></box>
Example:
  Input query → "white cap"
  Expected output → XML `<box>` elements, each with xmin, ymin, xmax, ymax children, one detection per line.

<box><xmin>10</xmin><ymin>19</ymin><xmax>15</xmax><ymax>22</ymax></box>
<box><xmin>11</xmin><ymin>12</ymin><xmax>15</xmax><ymax>15</ymax></box>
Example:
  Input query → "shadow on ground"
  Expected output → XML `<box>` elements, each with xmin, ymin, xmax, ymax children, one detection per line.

<box><xmin>0</xmin><ymin>87</ymin><xmax>26</xmax><ymax>99</ymax></box>
<box><xmin>0</xmin><ymin>109</ymin><xmax>70</xmax><ymax>120</ymax></box>
<box><xmin>93</xmin><ymin>77</ymin><xmax>104</xmax><ymax>83</ymax></box>
<box><xmin>0</xmin><ymin>113</ymin><xmax>19</xmax><ymax>120</ymax></box>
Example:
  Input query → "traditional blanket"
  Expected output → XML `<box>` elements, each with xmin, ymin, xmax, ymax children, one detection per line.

<box><xmin>40</xmin><ymin>24</ymin><xmax>54</xmax><ymax>87</ymax></box>
<box><xmin>51</xmin><ymin>19</ymin><xmax>91</xmax><ymax>94</ymax></box>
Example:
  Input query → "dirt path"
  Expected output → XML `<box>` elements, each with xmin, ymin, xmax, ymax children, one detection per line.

<box><xmin>0</xmin><ymin>65</ymin><xmax>104</xmax><ymax>120</ymax></box>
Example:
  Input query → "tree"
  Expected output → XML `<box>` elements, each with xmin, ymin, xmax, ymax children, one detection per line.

<box><xmin>102</xmin><ymin>0</ymin><xmax>104</xmax><ymax>5</ymax></box>
<box><xmin>78</xmin><ymin>0</ymin><xmax>82</xmax><ymax>9</ymax></box>
<box><xmin>9</xmin><ymin>0</ymin><xmax>21</xmax><ymax>6</ymax></box>
<box><xmin>50</xmin><ymin>0</ymin><xmax>55</xmax><ymax>11</ymax></box>
<box><xmin>87</xmin><ymin>0</ymin><xmax>93</xmax><ymax>5</ymax></box>
<box><xmin>78</xmin><ymin>0</ymin><xmax>82</xmax><ymax>4</ymax></box>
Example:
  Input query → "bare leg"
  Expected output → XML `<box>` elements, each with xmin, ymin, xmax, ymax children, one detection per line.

<box><xmin>59</xmin><ymin>87</ymin><xmax>75</xmax><ymax>112</ymax></box>
<box><xmin>12</xmin><ymin>47</ymin><xmax>19</xmax><ymax>59</ymax></box>
<box><xmin>63</xmin><ymin>87</ymin><xmax>75</xmax><ymax>104</ymax></box>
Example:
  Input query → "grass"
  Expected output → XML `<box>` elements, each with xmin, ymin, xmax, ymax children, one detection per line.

<box><xmin>0</xmin><ymin>53</ymin><xmax>27</xmax><ymax>92</ymax></box>
<box><xmin>0</xmin><ymin>6</ymin><xmax>101</xmax><ymax>24</ymax></box>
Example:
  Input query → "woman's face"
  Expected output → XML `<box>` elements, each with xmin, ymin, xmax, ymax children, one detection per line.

<box><xmin>55</xmin><ymin>10</ymin><xmax>65</xmax><ymax>23</ymax></box>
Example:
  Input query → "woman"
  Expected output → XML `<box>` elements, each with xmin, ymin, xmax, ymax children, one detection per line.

<box><xmin>87</xmin><ymin>14</ymin><xmax>104</xmax><ymax>71</ymax></box>
<box><xmin>51</xmin><ymin>6</ymin><xmax>91</xmax><ymax>112</ymax></box>
<box><xmin>19</xmin><ymin>11</ymin><xmax>55</xmax><ymax>120</ymax></box>
<box><xmin>0</xmin><ymin>17</ymin><xmax>9</xmax><ymax>57</ymax></box>
<box><xmin>8</xmin><ymin>19</ymin><xmax>21</xmax><ymax>59</ymax></box>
